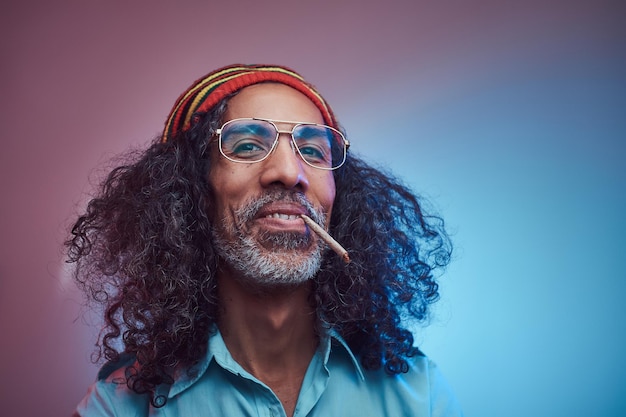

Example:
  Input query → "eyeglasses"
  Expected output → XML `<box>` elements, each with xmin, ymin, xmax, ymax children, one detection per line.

<box><xmin>214</xmin><ymin>117</ymin><xmax>350</xmax><ymax>170</ymax></box>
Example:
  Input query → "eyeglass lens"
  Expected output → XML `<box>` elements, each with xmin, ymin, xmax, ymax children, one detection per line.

<box><xmin>219</xmin><ymin>119</ymin><xmax>345</xmax><ymax>169</ymax></box>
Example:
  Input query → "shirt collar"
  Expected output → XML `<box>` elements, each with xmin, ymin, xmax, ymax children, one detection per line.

<box><xmin>167</xmin><ymin>325</ymin><xmax>364</xmax><ymax>399</ymax></box>
<box><xmin>323</xmin><ymin>327</ymin><xmax>365</xmax><ymax>380</ymax></box>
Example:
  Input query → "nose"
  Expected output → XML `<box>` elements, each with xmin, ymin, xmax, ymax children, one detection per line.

<box><xmin>258</xmin><ymin>134</ymin><xmax>309</xmax><ymax>190</ymax></box>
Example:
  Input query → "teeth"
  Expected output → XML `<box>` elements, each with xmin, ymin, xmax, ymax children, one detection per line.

<box><xmin>266</xmin><ymin>213</ymin><xmax>299</xmax><ymax>220</ymax></box>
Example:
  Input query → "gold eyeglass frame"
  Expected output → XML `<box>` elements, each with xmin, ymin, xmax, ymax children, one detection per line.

<box><xmin>214</xmin><ymin>117</ymin><xmax>350</xmax><ymax>170</ymax></box>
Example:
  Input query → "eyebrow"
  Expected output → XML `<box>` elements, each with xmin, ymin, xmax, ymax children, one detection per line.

<box><xmin>294</xmin><ymin>124</ymin><xmax>329</xmax><ymax>139</ymax></box>
<box><xmin>229</xmin><ymin>122</ymin><xmax>273</xmax><ymax>135</ymax></box>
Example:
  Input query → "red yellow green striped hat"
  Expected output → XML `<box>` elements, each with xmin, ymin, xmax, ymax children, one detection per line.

<box><xmin>162</xmin><ymin>64</ymin><xmax>337</xmax><ymax>142</ymax></box>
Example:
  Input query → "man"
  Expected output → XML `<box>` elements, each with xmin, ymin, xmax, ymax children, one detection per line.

<box><xmin>68</xmin><ymin>64</ymin><xmax>462</xmax><ymax>416</ymax></box>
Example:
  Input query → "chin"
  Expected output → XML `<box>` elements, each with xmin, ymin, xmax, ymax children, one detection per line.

<box><xmin>239</xmin><ymin>248</ymin><xmax>322</xmax><ymax>286</ymax></box>
<box><xmin>213</xmin><ymin>224</ymin><xmax>325</xmax><ymax>287</ymax></box>
<box><xmin>257</xmin><ymin>230</ymin><xmax>313</xmax><ymax>251</ymax></box>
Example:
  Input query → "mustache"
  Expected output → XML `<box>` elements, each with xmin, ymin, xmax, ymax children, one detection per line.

<box><xmin>234</xmin><ymin>190</ymin><xmax>326</xmax><ymax>226</ymax></box>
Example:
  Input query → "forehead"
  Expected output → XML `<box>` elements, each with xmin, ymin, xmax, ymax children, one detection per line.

<box><xmin>224</xmin><ymin>83</ymin><xmax>325</xmax><ymax>125</ymax></box>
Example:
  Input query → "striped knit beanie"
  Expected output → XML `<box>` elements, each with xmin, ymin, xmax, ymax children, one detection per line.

<box><xmin>162</xmin><ymin>64</ymin><xmax>337</xmax><ymax>142</ymax></box>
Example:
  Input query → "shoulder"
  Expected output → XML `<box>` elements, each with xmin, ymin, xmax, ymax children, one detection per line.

<box><xmin>73</xmin><ymin>358</ymin><xmax>151</xmax><ymax>417</ymax></box>
<box><xmin>362</xmin><ymin>355</ymin><xmax>464</xmax><ymax>417</ymax></box>
<box><xmin>327</xmin><ymin>333</ymin><xmax>463</xmax><ymax>416</ymax></box>
<box><xmin>402</xmin><ymin>355</ymin><xmax>465</xmax><ymax>416</ymax></box>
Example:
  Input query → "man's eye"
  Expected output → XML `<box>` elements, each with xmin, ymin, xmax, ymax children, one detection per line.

<box><xmin>299</xmin><ymin>143</ymin><xmax>329</xmax><ymax>162</ymax></box>
<box><xmin>232</xmin><ymin>141</ymin><xmax>263</xmax><ymax>153</ymax></box>
<box><xmin>226</xmin><ymin>138</ymin><xmax>269</xmax><ymax>159</ymax></box>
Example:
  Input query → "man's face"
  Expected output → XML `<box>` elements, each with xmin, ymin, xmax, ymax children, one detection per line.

<box><xmin>208</xmin><ymin>83</ymin><xmax>336</xmax><ymax>288</ymax></box>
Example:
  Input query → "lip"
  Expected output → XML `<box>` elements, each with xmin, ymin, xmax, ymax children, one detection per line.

<box><xmin>255</xmin><ymin>202</ymin><xmax>308</xmax><ymax>218</ymax></box>
<box><xmin>253</xmin><ymin>203</ymin><xmax>308</xmax><ymax>232</ymax></box>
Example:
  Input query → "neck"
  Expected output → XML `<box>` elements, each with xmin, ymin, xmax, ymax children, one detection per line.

<box><xmin>216</xmin><ymin>272</ymin><xmax>318</xmax><ymax>417</ymax></box>
<box><xmin>216</xmin><ymin>272</ymin><xmax>318</xmax><ymax>380</ymax></box>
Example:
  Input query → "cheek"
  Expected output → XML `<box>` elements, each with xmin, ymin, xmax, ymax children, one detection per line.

<box><xmin>208</xmin><ymin>163</ymin><xmax>233</xmax><ymax>220</ymax></box>
<box><xmin>316</xmin><ymin>173</ymin><xmax>336</xmax><ymax>214</ymax></box>
<box><xmin>208</xmin><ymin>164</ymin><xmax>258</xmax><ymax>214</ymax></box>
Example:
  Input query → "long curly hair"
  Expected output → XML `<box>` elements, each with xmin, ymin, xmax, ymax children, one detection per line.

<box><xmin>66</xmin><ymin>96</ymin><xmax>452</xmax><ymax>406</ymax></box>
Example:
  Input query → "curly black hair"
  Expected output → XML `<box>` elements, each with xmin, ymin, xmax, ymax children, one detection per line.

<box><xmin>66</xmin><ymin>96</ymin><xmax>452</xmax><ymax>406</ymax></box>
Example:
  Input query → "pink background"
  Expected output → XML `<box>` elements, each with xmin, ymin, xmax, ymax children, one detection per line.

<box><xmin>1</xmin><ymin>1</ymin><xmax>624</xmax><ymax>416</ymax></box>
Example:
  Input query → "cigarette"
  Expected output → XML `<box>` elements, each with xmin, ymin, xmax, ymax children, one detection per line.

<box><xmin>300</xmin><ymin>214</ymin><xmax>350</xmax><ymax>264</ymax></box>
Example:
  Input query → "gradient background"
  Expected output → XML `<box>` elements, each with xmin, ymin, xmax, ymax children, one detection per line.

<box><xmin>1</xmin><ymin>1</ymin><xmax>624</xmax><ymax>416</ymax></box>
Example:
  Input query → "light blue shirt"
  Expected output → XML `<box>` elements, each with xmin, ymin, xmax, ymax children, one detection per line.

<box><xmin>75</xmin><ymin>328</ymin><xmax>463</xmax><ymax>416</ymax></box>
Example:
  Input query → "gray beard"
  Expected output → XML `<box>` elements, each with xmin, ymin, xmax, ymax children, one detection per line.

<box><xmin>211</xmin><ymin>191</ymin><xmax>327</xmax><ymax>288</ymax></box>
